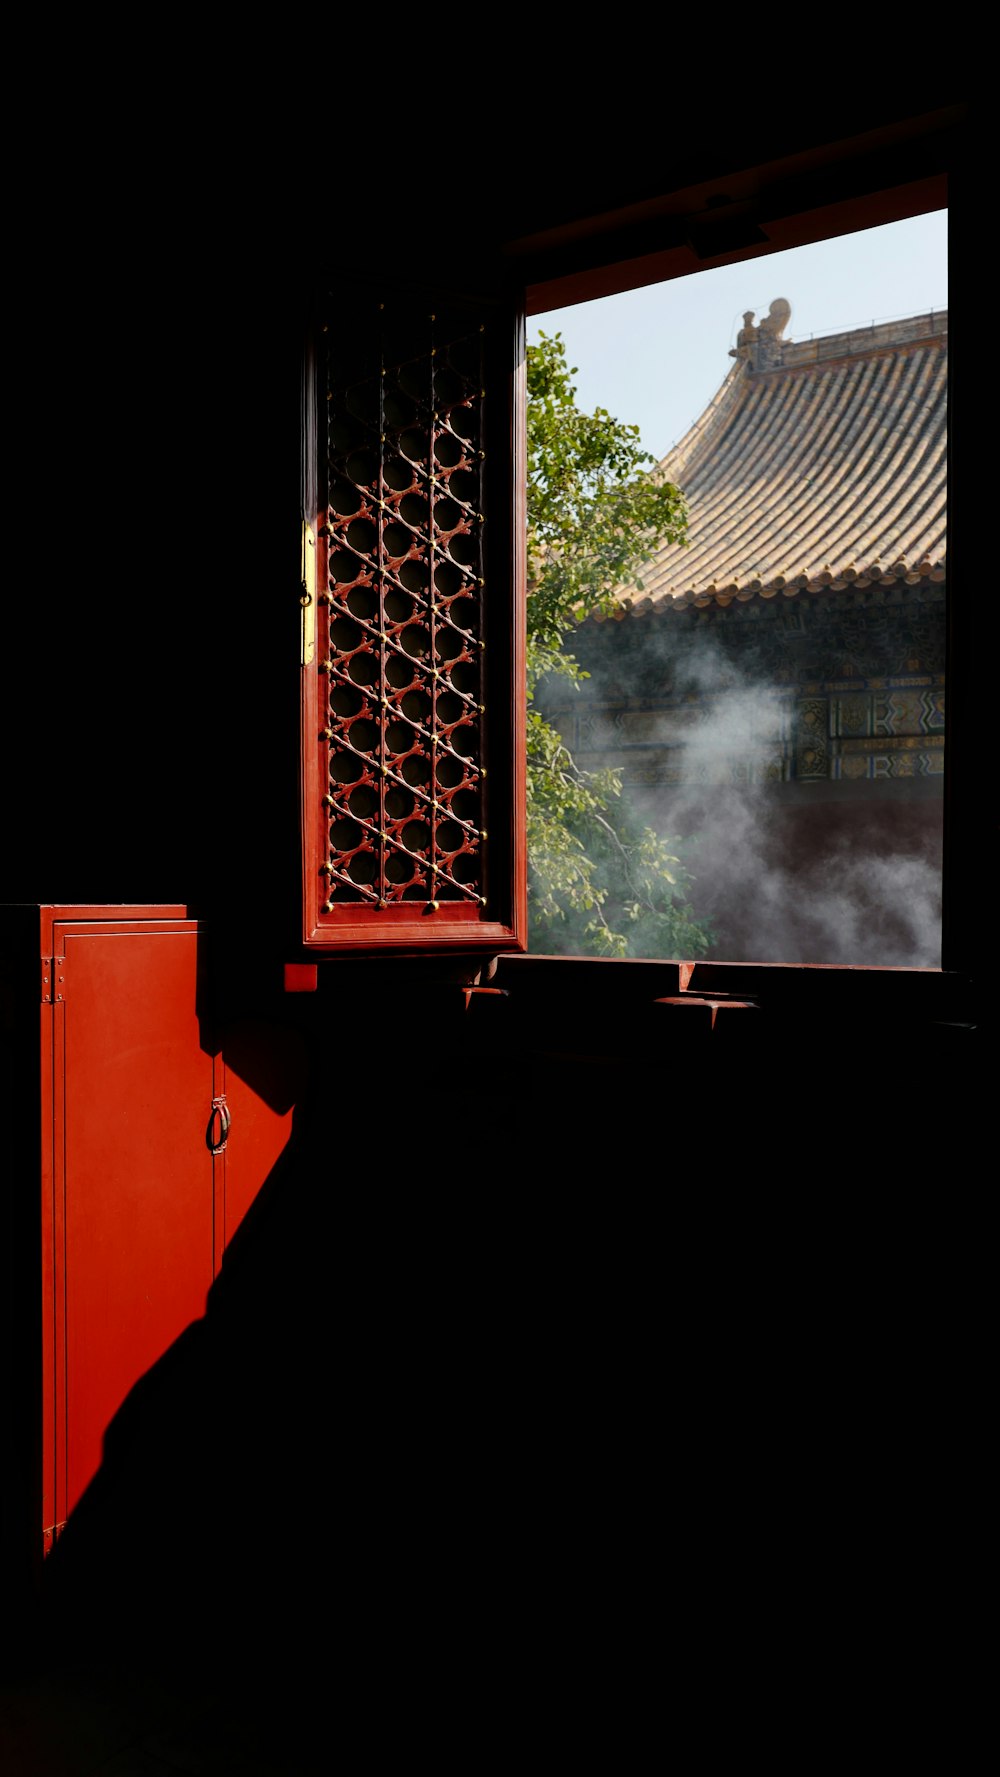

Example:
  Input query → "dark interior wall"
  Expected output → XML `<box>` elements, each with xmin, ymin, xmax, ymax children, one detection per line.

<box><xmin>6</xmin><ymin>261</ymin><xmax>304</xmax><ymax>925</ymax></box>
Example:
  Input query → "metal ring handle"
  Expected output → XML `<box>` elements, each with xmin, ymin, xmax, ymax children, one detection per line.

<box><xmin>207</xmin><ymin>1099</ymin><xmax>231</xmax><ymax>1155</ymax></box>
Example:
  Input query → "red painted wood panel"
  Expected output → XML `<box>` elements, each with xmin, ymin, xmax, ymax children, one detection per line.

<box><xmin>54</xmin><ymin>921</ymin><xmax>213</xmax><ymax>1524</ymax></box>
<box><xmin>30</xmin><ymin>909</ymin><xmax>307</xmax><ymax>1558</ymax></box>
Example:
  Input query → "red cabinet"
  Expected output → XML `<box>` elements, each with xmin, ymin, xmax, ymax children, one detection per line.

<box><xmin>1</xmin><ymin>906</ymin><xmax>302</xmax><ymax>1583</ymax></box>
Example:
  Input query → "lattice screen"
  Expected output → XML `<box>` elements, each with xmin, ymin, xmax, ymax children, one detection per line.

<box><xmin>318</xmin><ymin>296</ymin><xmax>489</xmax><ymax>915</ymax></box>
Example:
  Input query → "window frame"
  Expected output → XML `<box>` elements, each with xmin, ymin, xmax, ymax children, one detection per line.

<box><xmin>300</xmin><ymin>106</ymin><xmax>977</xmax><ymax>1012</ymax></box>
<box><xmin>511</xmin><ymin>149</ymin><xmax>975</xmax><ymax>993</ymax></box>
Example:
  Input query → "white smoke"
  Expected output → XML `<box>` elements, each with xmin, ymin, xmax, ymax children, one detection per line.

<box><xmin>541</xmin><ymin>632</ymin><xmax>944</xmax><ymax>966</ymax></box>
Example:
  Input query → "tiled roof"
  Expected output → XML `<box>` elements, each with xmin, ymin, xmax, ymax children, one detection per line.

<box><xmin>612</xmin><ymin>307</ymin><xmax>947</xmax><ymax>616</ymax></box>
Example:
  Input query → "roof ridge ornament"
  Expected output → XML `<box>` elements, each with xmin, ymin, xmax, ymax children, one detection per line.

<box><xmin>730</xmin><ymin>298</ymin><xmax>792</xmax><ymax>371</ymax></box>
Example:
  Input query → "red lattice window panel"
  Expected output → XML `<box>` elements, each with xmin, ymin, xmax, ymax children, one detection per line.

<box><xmin>300</xmin><ymin>285</ymin><xmax>526</xmax><ymax>955</ymax></box>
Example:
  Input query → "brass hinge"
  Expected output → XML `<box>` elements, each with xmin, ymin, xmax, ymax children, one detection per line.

<box><xmin>41</xmin><ymin>956</ymin><xmax>65</xmax><ymax>1003</ymax></box>
<box><xmin>301</xmin><ymin>521</ymin><xmax>317</xmax><ymax>666</ymax></box>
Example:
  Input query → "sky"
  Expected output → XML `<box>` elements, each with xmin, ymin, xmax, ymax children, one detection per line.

<box><xmin>528</xmin><ymin>209</ymin><xmax>948</xmax><ymax>463</ymax></box>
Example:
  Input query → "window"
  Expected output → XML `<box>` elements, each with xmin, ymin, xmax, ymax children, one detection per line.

<box><xmin>302</xmin><ymin>102</ymin><xmax>976</xmax><ymax>999</ymax></box>
<box><xmin>527</xmin><ymin>216</ymin><xmax>949</xmax><ymax>967</ymax></box>
<box><xmin>300</xmin><ymin>284</ymin><xmax>527</xmax><ymax>956</ymax></box>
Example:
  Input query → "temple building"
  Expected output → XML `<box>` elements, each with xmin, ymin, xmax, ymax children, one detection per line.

<box><xmin>537</xmin><ymin>301</ymin><xmax>948</xmax><ymax>965</ymax></box>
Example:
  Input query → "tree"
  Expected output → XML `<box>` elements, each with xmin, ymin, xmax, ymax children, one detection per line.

<box><xmin>526</xmin><ymin>331</ymin><xmax>713</xmax><ymax>959</ymax></box>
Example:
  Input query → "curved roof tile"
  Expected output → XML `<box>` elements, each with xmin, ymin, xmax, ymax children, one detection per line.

<box><xmin>618</xmin><ymin>308</ymin><xmax>947</xmax><ymax>612</ymax></box>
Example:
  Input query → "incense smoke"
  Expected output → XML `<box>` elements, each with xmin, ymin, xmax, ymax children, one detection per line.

<box><xmin>537</xmin><ymin>634</ymin><xmax>943</xmax><ymax>967</ymax></box>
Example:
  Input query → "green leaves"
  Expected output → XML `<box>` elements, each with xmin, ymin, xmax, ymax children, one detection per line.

<box><xmin>526</xmin><ymin>331</ymin><xmax>712</xmax><ymax>959</ymax></box>
<box><xmin>526</xmin><ymin>330</ymin><xmax>689</xmax><ymax>653</ymax></box>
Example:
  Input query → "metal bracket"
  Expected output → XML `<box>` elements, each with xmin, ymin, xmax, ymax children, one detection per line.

<box><xmin>41</xmin><ymin>956</ymin><xmax>65</xmax><ymax>1003</ymax></box>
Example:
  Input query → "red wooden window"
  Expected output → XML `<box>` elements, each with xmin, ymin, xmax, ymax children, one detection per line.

<box><xmin>300</xmin><ymin>285</ymin><xmax>527</xmax><ymax>957</ymax></box>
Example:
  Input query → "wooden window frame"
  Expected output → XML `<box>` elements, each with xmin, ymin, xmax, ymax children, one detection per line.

<box><xmin>510</xmin><ymin>134</ymin><xmax>977</xmax><ymax>1005</ymax></box>
<box><xmin>299</xmin><ymin>288</ymin><xmax>528</xmax><ymax>959</ymax></box>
